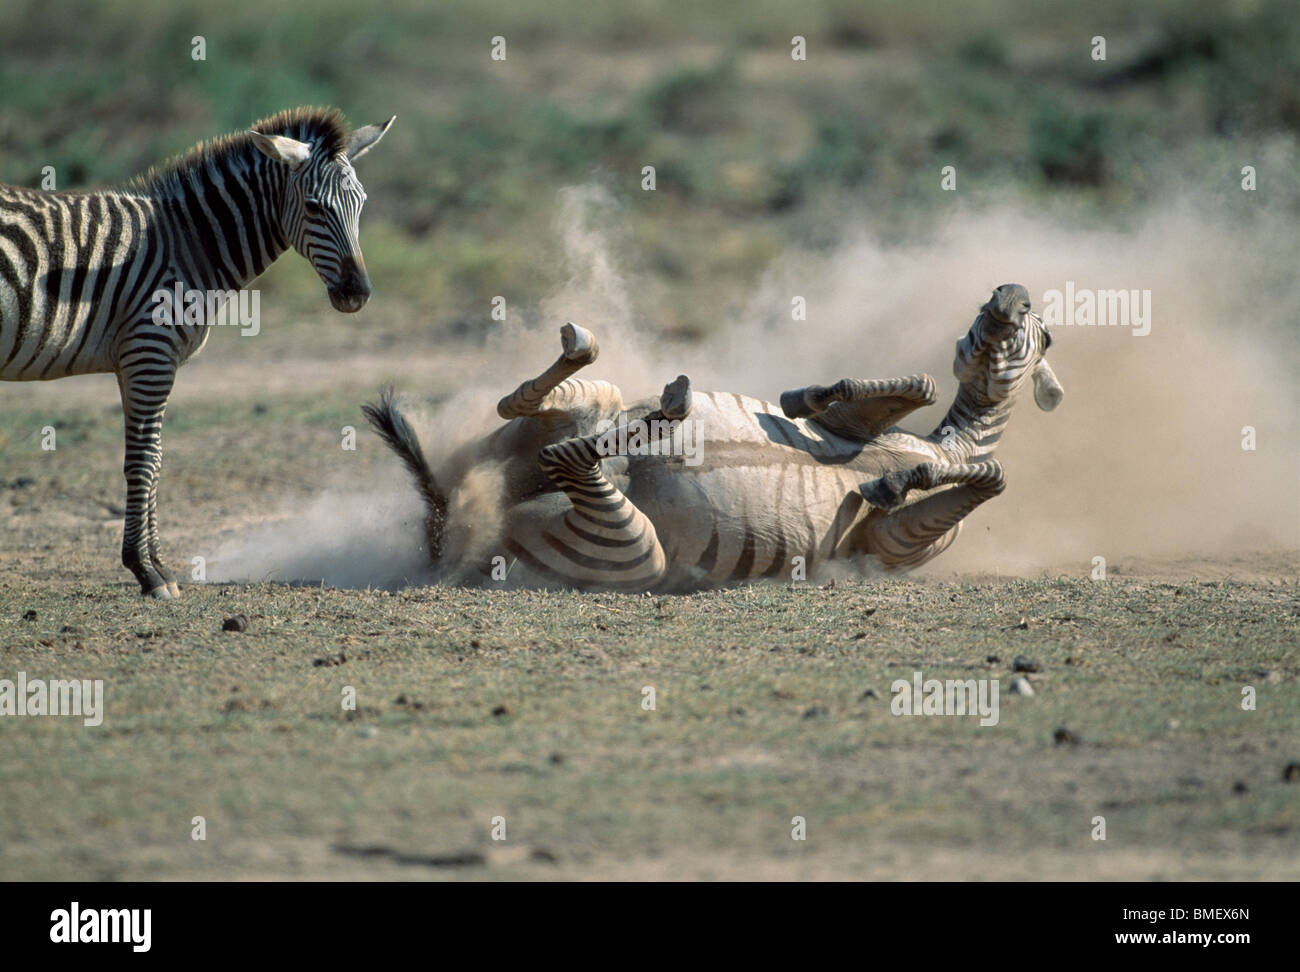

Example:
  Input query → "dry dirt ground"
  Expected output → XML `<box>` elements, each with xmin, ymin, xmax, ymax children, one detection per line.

<box><xmin>2</xmin><ymin>346</ymin><xmax>1297</xmax><ymax>881</ymax></box>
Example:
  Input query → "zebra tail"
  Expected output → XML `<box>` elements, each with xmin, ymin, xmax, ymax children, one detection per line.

<box><xmin>361</xmin><ymin>387</ymin><xmax>448</xmax><ymax>560</ymax></box>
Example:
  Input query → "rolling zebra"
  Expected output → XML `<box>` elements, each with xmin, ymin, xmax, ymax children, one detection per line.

<box><xmin>365</xmin><ymin>283</ymin><xmax>1062</xmax><ymax>591</ymax></box>
<box><xmin>1</xmin><ymin>107</ymin><xmax>393</xmax><ymax>597</ymax></box>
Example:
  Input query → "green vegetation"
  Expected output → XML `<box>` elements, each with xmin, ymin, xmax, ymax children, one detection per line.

<box><xmin>2</xmin><ymin>0</ymin><xmax>1296</xmax><ymax>335</ymax></box>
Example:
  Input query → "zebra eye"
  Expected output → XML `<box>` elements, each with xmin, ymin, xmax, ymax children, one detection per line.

<box><xmin>302</xmin><ymin>198</ymin><xmax>324</xmax><ymax>217</ymax></box>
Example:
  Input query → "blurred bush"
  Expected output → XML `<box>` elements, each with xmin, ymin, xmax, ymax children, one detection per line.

<box><xmin>1</xmin><ymin>0</ymin><xmax>1294</xmax><ymax>338</ymax></box>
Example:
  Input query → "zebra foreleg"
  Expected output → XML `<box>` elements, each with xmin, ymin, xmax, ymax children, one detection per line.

<box><xmin>145</xmin><ymin>469</ymin><xmax>180</xmax><ymax>598</ymax></box>
<box><xmin>859</xmin><ymin>460</ymin><xmax>1005</xmax><ymax>569</ymax></box>
<box><xmin>780</xmin><ymin>374</ymin><xmax>937</xmax><ymax>441</ymax></box>
<box><xmin>117</xmin><ymin>367</ymin><xmax>178</xmax><ymax>598</ymax></box>
<box><xmin>513</xmin><ymin>377</ymin><xmax>691</xmax><ymax>589</ymax></box>
<box><xmin>497</xmin><ymin>322</ymin><xmax>602</xmax><ymax>419</ymax></box>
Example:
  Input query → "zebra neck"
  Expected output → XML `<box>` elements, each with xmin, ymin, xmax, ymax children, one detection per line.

<box><xmin>931</xmin><ymin>386</ymin><xmax>1015</xmax><ymax>462</ymax></box>
<box><xmin>153</xmin><ymin>151</ymin><xmax>290</xmax><ymax>293</ymax></box>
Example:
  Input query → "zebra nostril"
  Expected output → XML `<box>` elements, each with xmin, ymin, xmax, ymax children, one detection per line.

<box><xmin>346</xmin><ymin>264</ymin><xmax>371</xmax><ymax>293</ymax></box>
<box><xmin>327</xmin><ymin>267</ymin><xmax>372</xmax><ymax>309</ymax></box>
<box><xmin>328</xmin><ymin>284</ymin><xmax>369</xmax><ymax>312</ymax></box>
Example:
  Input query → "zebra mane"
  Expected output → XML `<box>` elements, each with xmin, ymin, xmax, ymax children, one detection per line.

<box><xmin>126</xmin><ymin>107</ymin><xmax>350</xmax><ymax>195</ymax></box>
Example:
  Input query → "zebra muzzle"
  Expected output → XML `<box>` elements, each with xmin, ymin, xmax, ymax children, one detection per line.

<box><xmin>329</xmin><ymin>268</ymin><xmax>372</xmax><ymax>313</ymax></box>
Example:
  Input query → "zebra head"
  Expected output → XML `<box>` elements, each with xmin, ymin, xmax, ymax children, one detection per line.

<box><xmin>954</xmin><ymin>283</ymin><xmax>1063</xmax><ymax>412</ymax></box>
<box><xmin>248</xmin><ymin>115</ymin><xmax>395</xmax><ymax>313</ymax></box>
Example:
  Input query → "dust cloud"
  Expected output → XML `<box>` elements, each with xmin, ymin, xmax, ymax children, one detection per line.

<box><xmin>206</xmin><ymin>475</ymin><xmax>434</xmax><ymax>589</ymax></box>
<box><xmin>211</xmin><ymin>182</ymin><xmax>1299</xmax><ymax>587</ymax></box>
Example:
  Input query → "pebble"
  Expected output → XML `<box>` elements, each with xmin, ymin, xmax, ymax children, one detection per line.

<box><xmin>221</xmin><ymin>615</ymin><xmax>248</xmax><ymax>633</ymax></box>
<box><xmin>312</xmin><ymin>652</ymin><xmax>346</xmax><ymax>667</ymax></box>
<box><xmin>1008</xmin><ymin>677</ymin><xmax>1035</xmax><ymax>697</ymax></box>
<box><xmin>1053</xmin><ymin>726</ymin><xmax>1081</xmax><ymax>745</ymax></box>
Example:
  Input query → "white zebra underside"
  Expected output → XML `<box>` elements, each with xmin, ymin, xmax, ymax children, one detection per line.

<box><xmin>494</xmin><ymin>390</ymin><xmax>944</xmax><ymax>590</ymax></box>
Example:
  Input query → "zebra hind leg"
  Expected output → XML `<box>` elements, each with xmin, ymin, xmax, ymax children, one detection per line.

<box><xmin>859</xmin><ymin>460</ymin><xmax>1006</xmax><ymax>569</ymax></box>
<box><xmin>780</xmin><ymin>374</ymin><xmax>937</xmax><ymax>441</ymax></box>
<box><xmin>552</xmin><ymin>372</ymin><xmax>692</xmax><ymax>464</ymax></box>
<box><xmin>497</xmin><ymin>322</ymin><xmax>601</xmax><ymax>419</ymax></box>
<box><xmin>639</xmin><ymin>373</ymin><xmax>692</xmax><ymax>424</ymax></box>
<box><xmin>521</xmin><ymin>376</ymin><xmax>692</xmax><ymax>589</ymax></box>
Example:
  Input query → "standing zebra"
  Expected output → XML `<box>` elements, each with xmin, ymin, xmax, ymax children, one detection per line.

<box><xmin>1</xmin><ymin>107</ymin><xmax>394</xmax><ymax>597</ymax></box>
<box><xmin>365</xmin><ymin>283</ymin><xmax>1064</xmax><ymax>591</ymax></box>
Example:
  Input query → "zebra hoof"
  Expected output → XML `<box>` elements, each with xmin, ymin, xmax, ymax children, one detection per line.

<box><xmin>861</xmin><ymin>472</ymin><xmax>909</xmax><ymax>512</ymax></box>
<box><xmin>780</xmin><ymin>388</ymin><xmax>815</xmax><ymax>419</ymax></box>
<box><xmin>146</xmin><ymin>585</ymin><xmax>174</xmax><ymax>600</ymax></box>
<box><xmin>165</xmin><ymin>580</ymin><xmax>181</xmax><ymax>598</ymax></box>
<box><xmin>659</xmin><ymin>375</ymin><xmax>692</xmax><ymax>420</ymax></box>
<box><xmin>560</xmin><ymin>322</ymin><xmax>599</xmax><ymax>364</ymax></box>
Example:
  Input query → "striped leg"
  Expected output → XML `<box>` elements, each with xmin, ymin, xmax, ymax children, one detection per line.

<box><xmin>117</xmin><ymin>364</ymin><xmax>178</xmax><ymax>598</ymax></box>
<box><xmin>859</xmin><ymin>460</ymin><xmax>1006</xmax><ymax>569</ymax></box>
<box><xmin>780</xmin><ymin>374</ymin><xmax>937</xmax><ymax>441</ymax></box>
<box><xmin>497</xmin><ymin>322</ymin><xmax>602</xmax><ymax>419</ymax></box>
<box><xmin>146</xmin><ymin>472</ymin><xmax>180</xmax><ymax>598</ymax></box>
<box><xmin>511</xmin><ymin>377</ymin><xmax>692</xmax><ymax>589</ymax></box>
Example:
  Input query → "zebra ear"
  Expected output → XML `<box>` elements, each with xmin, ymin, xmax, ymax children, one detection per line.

<box><xmin>247</xmin><ymin>131</ymin><xmax>313</xmax><ymax>170</ymax></box>
<box><xmin>346</xmin><ymin>115</ymin><xmax>396</xmax><ymax>161</ymax></box>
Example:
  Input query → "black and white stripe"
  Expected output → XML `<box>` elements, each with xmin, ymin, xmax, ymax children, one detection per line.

<box><xmin>931</xmin><ymin>296</ymin><xmax>1054</xmax><ymax>463</ymax></box>
<box><xmin>519</xmin><ymin>427</ymin><xmax>668</xmax><ymax>589</ymax></box>
<box><xmin>1</xmin><ymin>107</ymin><xmax>392</xmax><ymax>596</ymax></box>
<box><xmin>853</xmin><ymin>283</ymin><xmax>1059</xmax><ymax>570</ymax></box>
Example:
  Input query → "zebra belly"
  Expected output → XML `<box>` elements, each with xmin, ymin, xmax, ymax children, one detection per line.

<box><xmin>620</xmin><ymin>392</ymin><xmax>929</xmax><ymax>587</ymax></box>
<box><xmin>0</xmin><ymin>194</ymin><xmax>144</xmax><ymax>380</ymax></box>
<box><xmin>0</xmin><ymin>282</ymin><xmax>111</xmax><ymax>380</ymax></box>
<box><xmin>629</xmin><ymin>461</ymin><xmax>867</xmax><ymax>587</ymax></box>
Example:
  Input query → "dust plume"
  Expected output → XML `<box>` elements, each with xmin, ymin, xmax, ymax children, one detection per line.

<box><xmin>212</xmin><ymin>182</ymin><xmax>1299</xmax><ymax>587</ymax></box>
<box><xmin>694</xmin><ymin>192</ymin><xmax>1300</xmax><ymax>578</ymax></box>
<box><xmin>205</xmin><ymin>475</ymin><xmax>434</xmax><ymax>589</ymax></box>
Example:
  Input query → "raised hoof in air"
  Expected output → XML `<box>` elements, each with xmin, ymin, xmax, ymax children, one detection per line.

<box><xmin>659</xmin><ymin>375</ymin><xmax>692</xmax><ymax>420</ymax></box>
<box><xmin>861</xmin><ymin>471</ymin><xmax>910</xmax><ymax>512</ymax></box>
<box><xmin>780</xmin><ymin>388</ymin><xmax>815</xmax><ymax>419</ymax></box>
<box><xmin>560</xmin><ymin>321</ymin><xmax>599</xmax><ymax>365</ymax></box>
<box><xmin>165</xmin><ymin>580</ymin><xmax>181</xmax><ymax>598</ymax></box>
<box><xmin>146</xmin><ymin>585</ymin><xmax>174</xmax><ymax>600</ymax></box>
